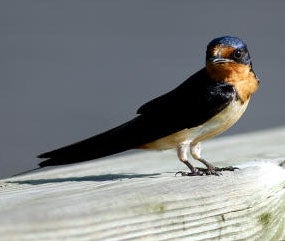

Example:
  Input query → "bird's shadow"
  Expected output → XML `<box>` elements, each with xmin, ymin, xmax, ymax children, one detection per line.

<box><xmin>7</xmin><ymin>173</ymin><xmax>162</xmax><ymax>185</ymax></box>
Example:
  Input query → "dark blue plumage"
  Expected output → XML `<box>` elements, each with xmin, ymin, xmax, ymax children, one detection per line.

<box><xmin>207</xmin><ymin>36</ymin><xmax>247</xmax><ymax>49</ymax></box>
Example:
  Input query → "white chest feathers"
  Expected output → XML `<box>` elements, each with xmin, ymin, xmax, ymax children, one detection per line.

<box><xmin>188</xmin><ymin>98</ymin><xmax>249</xmax><ymax>144</ymax></box>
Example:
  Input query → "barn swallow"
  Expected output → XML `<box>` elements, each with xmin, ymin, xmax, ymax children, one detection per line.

<box><xmin>38</xmin><ymin>36</ymin><xmax>259</xmax><ymax>176</ymax></box>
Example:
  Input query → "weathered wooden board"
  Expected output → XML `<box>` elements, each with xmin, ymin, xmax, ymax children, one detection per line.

<box><xmin>0</xmin><ymin>127</ymin><xmax>284</xmax><ymax>241</ymax></box>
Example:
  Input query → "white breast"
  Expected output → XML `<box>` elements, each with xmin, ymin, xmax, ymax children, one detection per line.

<box><xmin>188</xmin><ymin>98</ymin><xmax>250</xmax><ymax>144</ymax></box>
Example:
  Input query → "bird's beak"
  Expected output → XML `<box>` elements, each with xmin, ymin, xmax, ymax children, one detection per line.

<box><xmin>210</xmin><ymin>58</ymin><xmax>234</xmax><ymax>64</ymax></box>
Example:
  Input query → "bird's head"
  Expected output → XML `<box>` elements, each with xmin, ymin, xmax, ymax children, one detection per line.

<box><xmin>205</xmin><ymin>36</ymin><xmax>259</xmax><ymax>101</ymax></box>
<box><xmin>206</xmin><ymin>36</ymin><xmax>251</xmax><ymax>66</ymax></box>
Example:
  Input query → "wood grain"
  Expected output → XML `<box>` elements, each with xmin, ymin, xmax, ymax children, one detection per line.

<box><xmin>0</xmin><ymin>127</ymin><xmax>284</xmax><ymax>241</ymax></box>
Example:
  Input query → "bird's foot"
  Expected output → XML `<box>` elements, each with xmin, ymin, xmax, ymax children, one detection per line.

<box><xmin>175</xmin><ymin>166</ymin><xmax>239</xmax><ymax>177</ymax></box>
<box><xmin>197</xmin><ymin>167</ymin><xmax>222</xmax><ymax>176</ymax></box>
<box><xmin>175</xmin><ymin>167</ymin><xmax>220</xmax><ymax>176</ymax></box>
<box><xmin>214</xmin><ymin>166</ymin><xmax>239</xmax><ymax>172</ymax></box>
<box><xmin>175</xmin><ymin>170</ymin><xmax>205</xmax><ymax>176</ymax></box>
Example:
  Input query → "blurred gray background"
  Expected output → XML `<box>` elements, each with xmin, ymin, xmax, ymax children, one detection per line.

<box><xmin>0</xmin><ymin>1</ymin><xmax>284</xmax><ymax>178</ymax></box>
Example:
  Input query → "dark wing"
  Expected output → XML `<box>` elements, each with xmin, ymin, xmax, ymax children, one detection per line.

<box><xmin>38</xmin><ymin>68</ymin><xmax>235</xmax><ymax>167</ymax></box>
<box><xmin>137</xmin><ymin>68</ymin><xmax>236</xmax><ymax>127</ymax></box>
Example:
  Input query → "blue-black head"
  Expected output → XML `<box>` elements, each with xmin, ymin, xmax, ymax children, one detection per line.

<box><xmin>206</xmin><ymin>36</ymin><xmax>251</xmax><ymax>65</ymax></box>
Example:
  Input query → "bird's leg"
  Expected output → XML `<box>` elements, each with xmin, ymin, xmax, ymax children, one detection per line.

<box><xmin>190</xmin><ymin>142</ymin><xmax>215</xmax><ymax>170</ymax></box>
<box><xmin>190</xmin><ymin>142</ymin><xmax>238</xmax><ymax>175</ymax></box>
<box><xmin>176</xmin><ymin>142</ymin><xmax>204</xmax><ymax>176</ymax></box>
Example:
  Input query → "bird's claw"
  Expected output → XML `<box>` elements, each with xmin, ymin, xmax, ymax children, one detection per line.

<box><xmin>175</xmin><ymin>170</ymin><xmax>206</xmax><ymax>176</ymax></box>
<box><xmin>175</xmin><ymin>168</ymin><xmax>220</xmax><ymax>176</ymax></box>
<box><xmin>197</xmin><ymin>167</ymin><xmax>222</xmax><ymax>176</ymax></box>
<box><xmin>175</xmin><ymin>166</ymin><xmax>238</xmax><ymax>177</ymax></box>
<box><xmin>214</xmin><ymin>166</ymin><xmax>239</xmax><ymax>172</ymax></box>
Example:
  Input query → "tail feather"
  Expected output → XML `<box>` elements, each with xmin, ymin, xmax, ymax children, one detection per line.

<box><xmin>38</xmin><ymin>115</ymin><xmax>173</xmax><ymax>167</ymax></box>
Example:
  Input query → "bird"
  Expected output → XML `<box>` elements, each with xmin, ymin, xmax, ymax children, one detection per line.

<box><xmin>37</xmin><ymin>36</ymin><xmax>259</xmax><ymax>176</ymax></box>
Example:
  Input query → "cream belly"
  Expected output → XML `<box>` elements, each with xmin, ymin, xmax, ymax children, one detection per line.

<box><xmin>140</xmin><ymin>98</ymin><xmax>250</xmax><ymax>150</ymax></box>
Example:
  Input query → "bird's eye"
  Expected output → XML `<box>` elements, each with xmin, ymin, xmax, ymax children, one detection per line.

<box><xmin>233</xmin><ymin>49</ymin><xmax>243</xmax><ymax>60</ymax></box>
